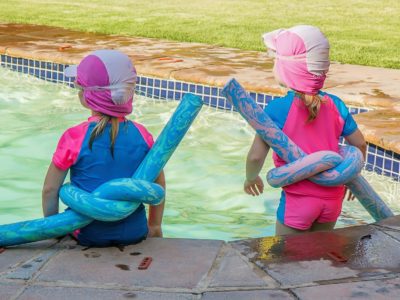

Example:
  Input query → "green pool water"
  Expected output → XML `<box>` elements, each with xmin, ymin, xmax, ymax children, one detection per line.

<box><xmin>1</xmin><ymin>69</ymin><xmax>399</xmax><ymax>240</ymax></box>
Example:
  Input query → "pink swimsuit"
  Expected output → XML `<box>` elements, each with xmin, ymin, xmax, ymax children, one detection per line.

<box><xmin>265</xmin><ymin>91</ymin><xmax>358</xmax><ymax>230</ymax></box>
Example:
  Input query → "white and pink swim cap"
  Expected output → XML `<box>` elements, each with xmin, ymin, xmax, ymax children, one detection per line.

<box><xmin>64</xmin><ymin>49</ymin><xmax>137</xmax><ymax>117</ymax></box>
<box><xmin>263</xmin><ymin>25</ymin><xmax>330</xmax><ymax>95</ymax></box>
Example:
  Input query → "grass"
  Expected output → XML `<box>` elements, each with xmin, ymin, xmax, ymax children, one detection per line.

<box><xmin>0</xmin><ymin>0</ymin><xmax>399</xmax><ymax>68</ymax></box>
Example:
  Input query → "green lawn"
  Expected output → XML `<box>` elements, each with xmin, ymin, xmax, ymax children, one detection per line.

<box><xmin>1</xmin><ymin>0</ymin><xmax>399</xmax><ymax>68</ymax></box>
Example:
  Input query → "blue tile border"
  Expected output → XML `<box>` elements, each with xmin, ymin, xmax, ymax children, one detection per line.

<box><xmin>137</xmin><ymin>75</ymin><xmax>244</xmax><ymax>110</ymax></box>
<box><xmin>0</xmin><ymin>54</ymin><xmax>273</xmax><ymax>110</ymax></box>
<box><xmin>365</xmin><ymin>143</ymin><xmax>400</xmax><ymax>181</ymax></box>
<box><xmin>1</xmin><ymin>54</ymin><xmax>399</xmax><ymax>181</ymax></box>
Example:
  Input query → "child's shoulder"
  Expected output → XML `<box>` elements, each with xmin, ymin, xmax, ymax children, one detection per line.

<box><xmin>60</xmin><ymin>120</ymin><xmax>92</xmax><ymax>139</ymax></box>
<box><xmin>130</xmin><ymin>120</ymin><xmax>149</xmax><ymax>130</ymax></box>
<box><xmin>320</xmin><ymin>91</ymin><xmax>351</xmax><ymax>113</ymax></box>
<box><xmin>320</xmin><ymin>91</ymin><xmax>346</xmax><ymax>105</ymax></box>
<box><xmin>129</xmin><ymin>120</ymin><xmax>154</xmax><ymax>148</ymax></box>
<box><xmin>264</xmin><ymin>91</ymin><xmax>295</xmax><ymax>114</ymax></box>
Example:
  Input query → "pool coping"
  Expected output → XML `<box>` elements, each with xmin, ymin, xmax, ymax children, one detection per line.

<box><xmin>0</xmin><ymin>23</ymin><xmax>399</xmax><ymax>180</ymax></box>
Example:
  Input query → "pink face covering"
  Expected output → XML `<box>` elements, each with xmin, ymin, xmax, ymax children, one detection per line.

<box><xmin>263</xmin><ymin>25</ymin><xmax>330</xmax><ymax>95</ymax></box>
<box><xmin>64</xmin><ymin>50</ymin><xmax>137</xmax><ymax>117</ymax></box>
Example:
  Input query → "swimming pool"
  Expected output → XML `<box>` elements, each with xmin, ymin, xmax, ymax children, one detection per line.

<box><xmin>1</xmin><ymin>68</ymin><xmax>399</xmax><ymax>240</ymax></box>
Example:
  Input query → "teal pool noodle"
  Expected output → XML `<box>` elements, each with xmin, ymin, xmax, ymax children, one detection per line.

<box><xmin>134</xmin><ymin>93</ymin><xmax>204</xmax><ymax>182</ymax></box>
<box><xmin>0</xmin><ymin>211</ymin><xmax>91</xmax><ymax>247</ymax></box>
<box><xmin>0</xmin><ymin>93</ymin><xmax>203</xmax><ymax>247</ymax></box>
<box><xmin>222</xmin><ymin>78</ymin><xmax>393</xmax><ymax>221</ymax></box>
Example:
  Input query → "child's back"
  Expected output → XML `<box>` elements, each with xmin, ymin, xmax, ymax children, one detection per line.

<box><xmin>57</xmin><ymin>118</ymin><xmax>153</xmax><ymax>192</ymax></box>
<box><xmin>266</xmin><ymin>91</ymin><xmax>357</xmax><ymax>199</ymax></box>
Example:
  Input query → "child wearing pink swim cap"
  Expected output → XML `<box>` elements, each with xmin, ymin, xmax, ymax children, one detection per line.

<box><xmin>42</xmin><ymin>50</ymin><xmax>165</xmax><ymax>246</ymax></box>
<box><xmin>244</xmin><ymin>25</ymin><xmax>367</xmax><ymax>235</ymax></box>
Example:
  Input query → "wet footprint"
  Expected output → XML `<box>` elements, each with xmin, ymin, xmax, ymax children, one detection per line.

<box><xmin>115</xmin><ymin>264</ymin><xmax>130</xmax><ymax>271</ymax></box>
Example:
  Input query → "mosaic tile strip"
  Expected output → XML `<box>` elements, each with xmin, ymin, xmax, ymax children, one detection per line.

<box><xmin>1</xmin><ymin>55</ymin><xmax>68</xmax><ymax>85</ymax></box>
<box><xmin>136</xmin><ymin>75</ymin><xmax>241</xmax><ymax>110</ymax></box>
<box><xmin>349</xmin><ymin>106</ymin><xmax>370</xmax><ymax>115</ymax></box>
<box><xmin>365</xmin><ymin>143</ymin><xmax>400</xmax><ymax>181</ymax></box>
<box><xmin>0</xmin><ymin>54</ymin><xmax>274</xmax><ymax>110</ymax></box>
<box><xmin>0</xmin><ymin>54</ymin><xmax>397</xmax><ymax>181</ymax></box>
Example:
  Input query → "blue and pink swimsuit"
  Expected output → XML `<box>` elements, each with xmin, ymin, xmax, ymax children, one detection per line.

<box><xmin>52</xmin><ymin>116</ymin><xmax>154</xmax><ymax>246</ymax></box>
<box><xmin>265</xmin><ymin>91</ymin><xmax>358</xmax><ymax>230</ymax></box>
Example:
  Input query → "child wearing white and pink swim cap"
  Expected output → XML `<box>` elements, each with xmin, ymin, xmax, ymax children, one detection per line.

<box><xmin>244</xmin><ymin>25</ymin><xmax>367</xmax><ymax>235</ymax></box>
<box><xmin>42</xmin><ymin>50</ymin><xmax>165</xmax><ymax>246</ymax></box>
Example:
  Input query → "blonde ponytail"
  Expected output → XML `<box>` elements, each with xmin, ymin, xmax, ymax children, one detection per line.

<box><xmin>296</xmin><ymin>92</ymin><xmax>324</xmax><ymax>122</ymax></box>
<box><xmin>89</xmin><ymin>114</ymin><xmax>119</xmax><ymax>157</ymax></box>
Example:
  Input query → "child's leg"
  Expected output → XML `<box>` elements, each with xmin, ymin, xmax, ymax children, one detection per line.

<box><xmin>310</xmin><ymin>221</ymin><xmax>336</xmax><ymax>232</ymax></box>
<box><xmin>275</xmin><ymin>220</ymin><xmax>308</xmax><ymax>236</ymax></box>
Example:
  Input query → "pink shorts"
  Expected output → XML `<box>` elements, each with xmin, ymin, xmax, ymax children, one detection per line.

<box><xmin>277</xmin><ymin>191</ymin><xmax>344</xmax><ymax>230</ymax></box>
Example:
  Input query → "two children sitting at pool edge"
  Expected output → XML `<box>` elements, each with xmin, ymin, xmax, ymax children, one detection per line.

<box><xmin>42</xmin><ymin>25</ymin><xmax>366</xmax><ymax>246</ymax></box>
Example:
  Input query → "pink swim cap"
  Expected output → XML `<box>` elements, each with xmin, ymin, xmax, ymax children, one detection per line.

<box><xmin>64</xmin><ymin>49</ymin><xmax>137</xmax><ymax>117</ymax></box>
<box><xmin>263</xmin><ymin>25</ymin><xmax>330</xmax><ymax>95</ymax></box>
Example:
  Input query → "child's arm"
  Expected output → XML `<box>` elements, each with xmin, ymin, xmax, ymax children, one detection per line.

<box><xmin>42</xmin><ymin>163</ymin><xmax>68</xmax><ymax>217</ymax></box>
<box><xmin>244</xmin><ymin>134</ymin><xmax>270</xmax><ymax>196</ymax></box>
<box><xmin>148</xmin><ymin>170</ymin><xmax>166</xmax><ymax>237</ymax></box>
<box><xmin>343</xmin><ymin>128</ymin><xmax>367</xmax><ymax>200</ymax></box>
<box><xmin>344</xmin><ymin>129</ymin><xmax>367</xmax><ymax>160</ymax></box>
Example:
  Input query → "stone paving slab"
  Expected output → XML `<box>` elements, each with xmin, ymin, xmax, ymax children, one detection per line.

<box><xmin>201</xmin><ymin>290</ymin><xmax>294</xmax><ymax>300</ymax></box>
<box><xmin>0</xmin><ymin>239</ymin><xmax>58</xmax><ymax>275</ymax></box>
<box><xmin>36</xmin><ymin>238</ymin><xmax>223</xmax><ymax>290</ymax></box>
<box><xmin>5</xmin><ymin>248</ymin><xmax>58</xmax><ymax>280</ymax></box>
<box><xmin>207</xmin><ymin>245</ymin><xmax>276</xmax><ymax>288</ymax></box>
<box><xmin>1</xmin><ymin>23</ymin><xmax>400</xmax><ymax>153</ymax></box>
<box><xmin>17</xmin><ymin>286</ymin><xmax>197</xmax><ymax>300</ymax></box>
<box><xmin>292</xmin><ymin>277</ymin><xmax>400</xmax><ymax>300</ymax></box>
<box><xmin>0</xmin><ymin>282</ymin><xmax>25</xmax><ymax>299</ymax></box>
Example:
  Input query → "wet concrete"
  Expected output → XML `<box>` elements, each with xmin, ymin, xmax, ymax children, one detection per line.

<box><xmin>1</xmin><ymin>23</ymin><xmax>400</xmax><ymax>153</ymax></box>
<box><xmin>1</xmin><ymin>216</ymin><xmax>400</xmax><ymax>299</ymax></box>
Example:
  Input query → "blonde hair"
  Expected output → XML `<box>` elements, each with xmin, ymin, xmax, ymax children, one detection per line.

<box><xmin>89</xmin><ymin>114</ymin><xmax>119</xmax><ymax>157</ymax></box>
<box><xmin>296</xmin><ymin>92</ymin><xmax>324</xmax><ymax>122</ymax></box>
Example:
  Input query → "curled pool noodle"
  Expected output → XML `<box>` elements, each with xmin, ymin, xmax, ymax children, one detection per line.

<box><xmin>0</xmin><ymin>93</ymin><xmax>203</xmax><ymax>247</ymax></box>
<box><xmin>222</xmin><ymin>79</ymin><xmax>393</xmax><ymax>221</ymax></box>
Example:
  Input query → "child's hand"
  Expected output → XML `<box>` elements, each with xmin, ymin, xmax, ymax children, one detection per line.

<box><xmin>148</xmin><ymin>225</ymin><xmax>163</xmax><ymax>238</ymax></box>
<box><xmin>244</xmin><ymin>176</ymin><xmax>264</xmax><ymax>196</ymax></box>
